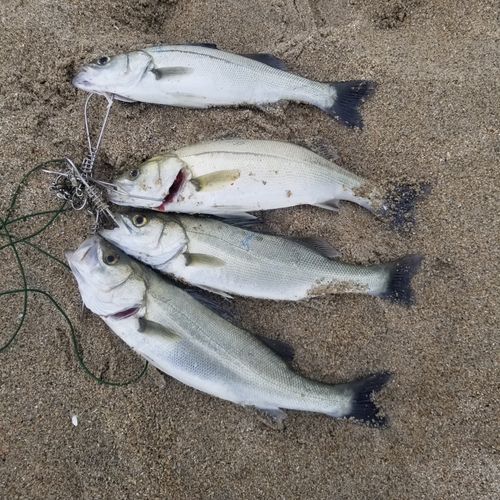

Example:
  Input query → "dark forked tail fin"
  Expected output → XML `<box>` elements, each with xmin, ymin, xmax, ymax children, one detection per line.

<box><xmin>379</xmin><ymin>255</ymin><xmax>423</xmax><ymax>305</ymax></box>
<box><xmin>378</xmin><ymin>182</ymin><xmax>431</xmax><ymax>230</ymax></box>
<box><xmin>344</xmin><ymin>372</ymin><xmax>391</xmax><ymax>426</ymax></box>
<box><xmin>324</xmin><ymin>80</ymin><xmax>376</xmax><ymax>128</ymax></box>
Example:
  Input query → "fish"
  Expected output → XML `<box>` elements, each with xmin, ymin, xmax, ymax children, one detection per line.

<box><xmin>106</xmin><ymin>139</ymin><xmax>424</xmax><ymax>227</ymax></box>
<box><xmin>100</xmin><ymin>211</ymin><xmax>422</xmax><ymax>305</ymax></box>
<box><xmin>72</xmin><ymin>43</ymin><xmax>375</xmax><ymax>128</ymax></box>
<box><xmin>65</xmin><ymin>235</ymin><xmax>390</xmax><ymax>425</ymax></box>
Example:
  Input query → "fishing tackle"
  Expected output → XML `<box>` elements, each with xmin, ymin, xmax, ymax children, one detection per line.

<box><xmin>44</xmin><ymin>93</ymin><xmax>116</xmax><ymax>232</ymax></box>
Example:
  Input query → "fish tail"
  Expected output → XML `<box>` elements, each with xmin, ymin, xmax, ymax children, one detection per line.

<box><xmin>323</xmin><ymin>80</ymin><xmax>376</xmax><ymax>128</ymax></box>
<box><xmin>343</xmin><ymin>372</ymin><xmax>391</xmax><ymax>426</ymax></box>
<box><xmin>377</xmin><ymin>182</ymin><xmax>431</xmax><ymax>230</ymax></box>
<box><xmin>379</xmin><ymin>255</ymin><xmax>423</xmax><ymax>305</ymax></box>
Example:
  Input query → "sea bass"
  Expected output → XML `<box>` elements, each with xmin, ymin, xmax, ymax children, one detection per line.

<box><xmin>106</xmin><ymin>139</ymin><xmax>420</xmax><ymax>226</ymax></box>
<box><xmin>100</xmin><ymin>211</ymin><xmax>422</xmax><ymax>305</ymax></box>
<box><xmin>72</xmin><ymin>44</ymin><xmax>375</xmax><ymax>128</ymax></box>
<box><xmin>66</xmin><ymin>236</ymin><xmax>390</xmax><ymax>425</ymax></box>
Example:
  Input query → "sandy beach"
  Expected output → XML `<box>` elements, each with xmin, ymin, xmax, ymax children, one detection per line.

<box><xmin>1</xmin><ymin>0</ymin><xmax>499</xmax><ymax>498</ymax></box>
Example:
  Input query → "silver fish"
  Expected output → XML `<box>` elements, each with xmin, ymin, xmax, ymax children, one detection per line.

<box><xmin>100</xmin><ymin>211</ymin><xmax>421</xmax><ymax>305</ymax></box>
<box><xmin>106</xmin><ymin>139</ymin><xmax>420</xmax><ymax>227</ymax></box>
<box><xmin>66</xmin><ymin>236</ymin><xmax>390</xmax><ymax>425</ymax></box>
<box><xmin>72</xmin><ymin>44</ymin><xmax>375</xmax><ymax>128</ymax></box>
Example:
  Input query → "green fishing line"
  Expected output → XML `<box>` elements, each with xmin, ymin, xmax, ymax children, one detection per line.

<box><xmin>0</xmin><ymin>159</ymin><xmax>148</xmax><ymax>386</ymax></box>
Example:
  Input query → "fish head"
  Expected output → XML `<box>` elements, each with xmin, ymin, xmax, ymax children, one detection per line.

<box><xmin>100</xmin><ymin>211</ymin><xmax>188</xmax><ymax>267</ymax></box>
<box><xmin>65</xmin><ymin>235</ymin><xmax>147</xmax><ymax>319</ymax></box>
<box><xmin>72</xmin><ymin>50</ymin><xmax>153</xmax><ymax>98</ymax></box>
<box><xmin>107</xmin><ymin>154</ymin><xmax>188</xmax><ymax>209</ymax></box>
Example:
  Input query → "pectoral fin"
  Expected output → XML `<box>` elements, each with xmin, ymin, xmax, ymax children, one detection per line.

<box><xmin>184</xmin><ymin>253</ymin><xmax>225</xmax><ymax>267</ymax></box>
<box><xmin>138</xmin><ymin>318</ymin><xmax>181</xmax><ymax>340</ymax></box>
<box><xmin>190</xmin><ymin>169</ymin><xmax>240</xmax><ymax>192</ymax></box>
<box><xmin>151</xmin><ymin>67</ymin><xmax>194</xmax><ymax>80</ymax></box>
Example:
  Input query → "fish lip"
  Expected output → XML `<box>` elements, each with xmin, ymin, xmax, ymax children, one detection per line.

<box><xmin>100</xmin><ymin>213</ymin><xmax>133</xmax><ymax>241</ymax></box>
<box><xmin>71</xmin><ymin>72</ymin><xmax>92</xmax><ymax>89</ymax></box>
<box><xmin>65</xmin><ymin>236</ymin><xmax>101</xmax><ymax>273</ymax></box>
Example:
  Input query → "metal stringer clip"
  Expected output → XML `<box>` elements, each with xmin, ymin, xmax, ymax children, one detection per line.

<box><xmin>44</xmin><ymin>93</ymin><xmax>116</xmax><ymax>232</ymax></box>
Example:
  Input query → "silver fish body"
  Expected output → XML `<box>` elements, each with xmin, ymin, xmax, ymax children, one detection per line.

<box><xmin>72</xmin><ymin>44</ymin><xmax>375</xmax><ymax>128</ymax></box>
<box><xmin>100</xmin><ymin>212</ymin><xmax>421</xmax><ymax>304</ymax></box>
<box><xmin>65</xmin><ymin>236</ymin><xmax>390</xmax><ymax>424</ymax></box>
<box><xmin>107</xmin><ymin>139</ymin><xmax>388</xmax><ymax>219</ymax></box>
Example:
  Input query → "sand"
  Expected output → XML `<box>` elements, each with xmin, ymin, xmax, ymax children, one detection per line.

<box><xmin>1</xmin><ymin>0</ymin><xmax>499</xmax><ymax>498</ymax></box>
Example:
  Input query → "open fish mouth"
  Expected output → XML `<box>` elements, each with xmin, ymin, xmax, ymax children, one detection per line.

<box><xmin>108</xmin><ymin>306</ymin><xmax>141</xmax><ymax>320</ymax></box>
<box><xmin>158</xmin><ymin>170</ymin><xmax>185</xmax><ymax>210</ymax></box>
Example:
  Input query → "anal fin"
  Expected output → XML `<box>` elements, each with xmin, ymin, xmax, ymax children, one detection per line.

<box><xmin>314</xmin><ymin>199</ymin><xmax>341</xmax><ymax>211</ymax></box>
<box><xmin>245</xmin><ymin>406</ymin><xmax>287</xmax><ymax>430</ymax></box>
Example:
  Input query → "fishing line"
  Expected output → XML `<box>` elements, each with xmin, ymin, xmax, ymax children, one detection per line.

<box><xmin>0</xmin><ymin>159</ymin><xmax>148</xmax><ymax>385</ymax></box>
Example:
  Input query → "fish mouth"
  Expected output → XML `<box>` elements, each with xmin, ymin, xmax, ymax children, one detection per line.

<box><xmin>72</xmin><ymin>72</ymin><xmax>95</xmax><ymax>90</ymax></box>
<box><xmin>105</xmin><ymin>182</ymin><xmax>164</xmax><ymax>208</ymax></box>
<box><xmin>65</xmin><ymin>236</ymin><xmax>100</xmax><ymax>267</ymax></box>
<box><xmin>65</xmin><ymin>236</ymin><xmax>101</xmax><ymax>286</ymax></box>
<box><xmin>100</xmin><ymin>213</ymin><xmax>133</xmax><ymax>242</ymax></box>
<box><xmin>108</xmin><ymin>306</ymin><xmax>141</xmax><ymax>320</ymax></box>
<box><xmin>157</xmin><ymin>170</ymin><xmax>185</xmax><ymax>211</ymax></box>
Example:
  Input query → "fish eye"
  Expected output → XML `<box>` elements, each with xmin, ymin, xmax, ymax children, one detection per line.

<box><xmin>132</xmin><ymin>214</ymin><xmax>148</xmax><ymax>227</ymax></box>
<box><xmin>129</xmin><ymin>169</ymin><xmax>140</xmax><ymax>180</ymax></box>
<box><xmin>104</xmin><ymin>251</ymin><xmax>119</xmax><ymax>265</ymax></box>
<box><xmin>96</xmin><ymin>56</ymin><xmax>110</xmax><ymax>66</ymax></box>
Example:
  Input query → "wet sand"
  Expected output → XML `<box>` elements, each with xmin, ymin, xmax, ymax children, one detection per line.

<box><xmin>1</xmin><ymin>0</ymin><xmax>499</xmax><ymax>498</ymax></box>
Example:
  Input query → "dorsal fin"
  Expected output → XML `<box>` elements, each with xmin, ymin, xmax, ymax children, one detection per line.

<box><xmin>239</xmin><ymin>53</ymin><xmax>288</xmax><ymax>71</ymax></box>
<box><xmin>257</xmin><ymin>335</ymin><xmax>294</xmax><ymax>362</ymax></box>
<box><xmin>283</xmin><ymin>236</ymin><xmax>341</xmax><ymax>259</ymax></box>
<box><xmin>183</xmin><ymin>287</ymin><xmax>234</xmax><ymax>320</ymax></box>
<box><xmin>216</xmin><ymin>215</ymin><xmax>265</xmax><ymax>229</ymax></box>
<box><xmin>291</xmin><ymin>138</ymin><xmax>339</xmax><ymax>162</ymax></box>
<box><xmin>185</xmin><ymin>43</ymin><xmax>219</xmax><ymax>49</ymax></box>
